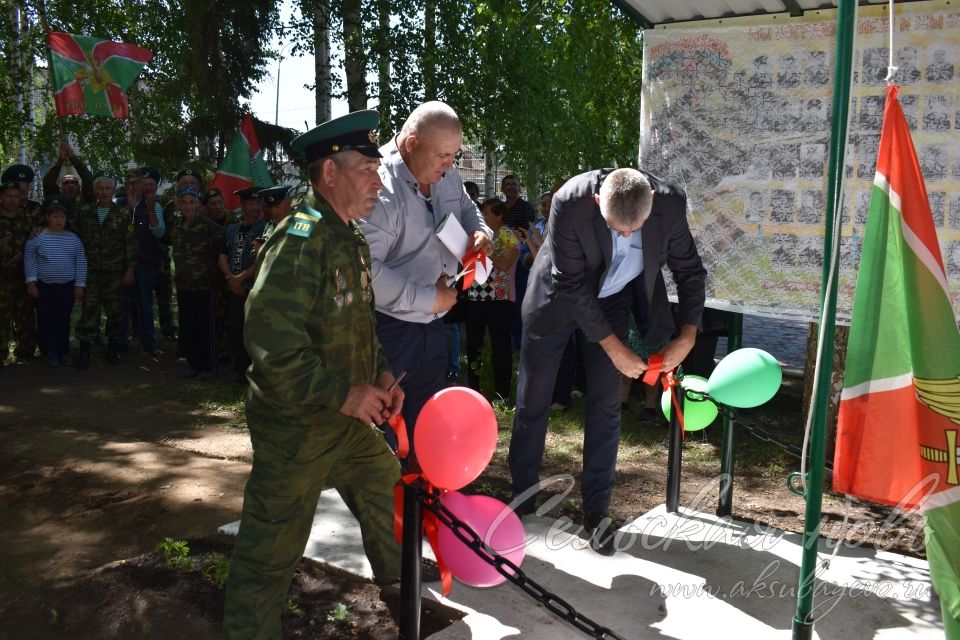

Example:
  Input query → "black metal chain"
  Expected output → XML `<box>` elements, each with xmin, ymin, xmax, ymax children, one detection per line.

<box><xmin>412</xmin><ymin>481</ymin><xmax>626</xmax><ymax>640</ymax></box>
<box><xmin>716</xmin><ymin>406</ymin><xmax>832</xmax><ymax>469</ymax></box>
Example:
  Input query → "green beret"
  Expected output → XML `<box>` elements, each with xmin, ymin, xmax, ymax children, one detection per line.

<box><xmin>291</xmin><ymin>109</ymin><xmax>382</xmax><ymax>163</ymax></box>
<box><xmin>234</xmin><ymin>187</ymin><xmax>260</xmax><ymax>201</ymax></box>
<box><xmin>257</xmin><ymin>185</ymin><xmax>292</xmax><ymax>206</ymax></box>
<box><xmin>2</xmin><ymin>164</ymin><xmax>34</xmax><ymax>183</ymax></box>
<box><xmin>42</xmin><ymin>194</ymin><xmax>73</xmax><ymax>214</ymax></box>
<box><xmin>140</xmin><ymin>166</ymin><xmax>161</xmax><ymax>182</ymax></box>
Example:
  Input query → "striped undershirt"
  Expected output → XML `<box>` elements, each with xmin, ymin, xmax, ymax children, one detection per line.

<box><xmin>24</xmin><ymin>230</ymin><xmax>88</xmax><ymax>286</ymax></box>
<box><xmin>97</xmin><ymin>206</ymin><xmax>110</xmax><ymax>225</ymax></box>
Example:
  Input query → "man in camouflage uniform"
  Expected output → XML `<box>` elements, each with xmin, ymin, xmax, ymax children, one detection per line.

<box><xmin>158</xmin><ymin>168</ymin><xmax>205</xmax><ymax>342</ymax></box>
<box><xmin>224</xmin><ymin>111</ymin><xmax>403</xmax><ymax>640</ymax></box>
<box><xmin>0</xmin><ymin>181</ymin><xmax>35</xmax><ymax>363</ymax></box>
<box><xmin>73</xmin><ymin>174</ymin><xmax>138</xmax><ymax>369</ymax></box>
<box><xmin>164</xmin><ymin>185</ymin><xmax>224</xmax><ymax>380</ymax></box>
<box><xmin>2</xmin><ymin>164</ymin><xmax>41</xmax><ymax>227</ymax></box>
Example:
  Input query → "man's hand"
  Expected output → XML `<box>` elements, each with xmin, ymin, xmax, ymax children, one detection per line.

<box><xmin>74</xmin><ymin>286</ymin><xmax>84</xmax><ymax>300</ymax></box>
<box><xmin>471</xmin><ymin>229</ymin><xmax>494</xmax><ymax>257</ymax></box>
<box><xmin>376</xmin><ymin>372</ymin><xmax>405</xmax><ymax>422</ymax></box>
<box><xmin>58</xmin><ymin>138</ymin><xmax>73</xmax><ymax>159</ymax></box>
<box><xmin>227</xmin><ymin>276</ymin><xmax>247</xmax><ymax>296</ymax></box>
<box><xmin>660</xmin><ymin>325</ymin><xmax>697</xmax><ymax>370</ymax></box>
<box><xmin>26</xmin><ymin>282</ymin><xmax>38</xmax><ymax>299</ymax></box>
<box><xmin>340</xmin><ymin>384</ymin><xmax>392</xmax><ymax>425</ymax></box>
<box><xmin>430</xmin><ymin>275</ymin><xmax>458</xmax><ymax>314</ymax></box>
<box><xmin>599</xmin><ymin>333</ymin><xmax>647</xmax><ymax>378</ymax></box>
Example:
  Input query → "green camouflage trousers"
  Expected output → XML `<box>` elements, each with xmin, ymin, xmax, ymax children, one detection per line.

<box><xmin>76</xmin><ymin>270</ymin><xmax>125</xmax><ymax>344</ymax></box>
<box><xmin>0</xmin><ymin>267</ymin><xmax>36</xmax><ymax>359</ymax></box>
<box><xmin>223</xmin><ymin>414</ymin><xmax>400</xmax><ymax>640</ymax></box>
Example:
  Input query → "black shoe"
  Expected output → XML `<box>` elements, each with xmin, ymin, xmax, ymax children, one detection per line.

<box><xmin>76</xmin><ymin>343</ymin><xmax>91</xmax><ymax>370</ymax></box>
<box><xmin>584</xmin><ymin>511</ymin><xmax>617</xmax><ymax>556</ymax></box>
<box><xmin>420</xmin><ymin>558</ymin><xmax>441</xmax><ymax>583</ymax></box>
<box><xmin>509</xmin><ymin>495</ymin><xmax>538</xmax><ymax>519</ymax></box>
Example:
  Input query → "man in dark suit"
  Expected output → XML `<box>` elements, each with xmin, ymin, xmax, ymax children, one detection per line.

<box><xmin>509</xmin><ymin>168</ymin><xmax>706</xmax><ymax>555</ymax></box>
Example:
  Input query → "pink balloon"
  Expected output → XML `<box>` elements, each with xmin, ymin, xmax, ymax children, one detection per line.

<box><xmin>438</xmin><ymin>492</ymin><xmax>526</xmax><ymax>588</ymax></box>
<box><xmin>414</xmin><ymin>387</ymin><xmax>498</xmax><ymax>490</ymax></box>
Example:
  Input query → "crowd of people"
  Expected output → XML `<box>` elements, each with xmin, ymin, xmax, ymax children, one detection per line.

<box><xmin>3</xmin><ymin>101</ymin><xmax>707</xmax><ymax>638</ymax></box>
<box><xmin>0</xmin><ymin>144</ymin><xmax>293</xmax><ymax>381</ymax></box>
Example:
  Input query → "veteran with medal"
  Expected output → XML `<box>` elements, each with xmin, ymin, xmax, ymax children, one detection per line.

<box><xmin>224</xmin><ymin>110</ymin><xmax>404</xmax><ymax>639</ymax></box>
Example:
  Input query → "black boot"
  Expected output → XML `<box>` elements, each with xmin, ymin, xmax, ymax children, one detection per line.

<box><xmin>77</xmin><ymin>342</ymin><xmax>91</xmax><ymax>370</ymax></box>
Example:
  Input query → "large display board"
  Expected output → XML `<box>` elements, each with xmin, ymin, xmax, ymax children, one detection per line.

<box><xmin>640</xmin><ymin>1</ymin><xmax>960</xmax><ymax>322</ymax></box>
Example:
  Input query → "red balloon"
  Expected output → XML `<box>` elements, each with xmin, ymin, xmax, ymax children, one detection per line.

<box><xmin>414</xmin><ymin>387</ymin><xmax>498</xmax><ymax>490</ymax></box>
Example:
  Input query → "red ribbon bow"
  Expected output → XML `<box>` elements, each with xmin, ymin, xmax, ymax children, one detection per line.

<box><xmin>392</xmin><ymin>475</ymin><xmax>453</xmax><ymax>596</ymax></box>
<box><xmin>643</xmin><ymin>354</ymin><xmax>685</xmax><ymax>439</ymax></box>
<box><xmin>460</xmin><ymin>248</ymin><xmax>487</xmax><ymax>290</ymax></box>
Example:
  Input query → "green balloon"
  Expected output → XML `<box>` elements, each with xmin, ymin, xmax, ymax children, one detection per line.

<box><xmin>660</xmin><ymin>375</ymin><xmax>718</xmax><ymax>431</ymax></box>
<box><xmin>707</xmin><ymin>348</ymin><xmax>782</xmax><ymax>408</ymax></box>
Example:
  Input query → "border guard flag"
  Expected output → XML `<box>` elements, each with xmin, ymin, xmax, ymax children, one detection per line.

<box><xmin>209</xmin><ymin>115</ymin><xmax>274</xmax><ymax>212</ymax></box>
<box><xmin>833</xmin><ymin>84</ymin><xmax>960</xmax><ymax>638</ymax></box>
<box><xmin>46</xmin><ymin>31</ymin><xmax>152</xmax><ymax>119</ymax></box>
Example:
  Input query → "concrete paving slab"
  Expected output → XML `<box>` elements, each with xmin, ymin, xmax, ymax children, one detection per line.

<box><xmin>220</xmin><ymin>492</ymin><xmax>943</xmax><ymax>640</ymax></box>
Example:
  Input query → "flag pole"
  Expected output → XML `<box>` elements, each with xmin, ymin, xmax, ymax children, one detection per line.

<box><xmin>791</xmin><ymin>1</ymin><xmax>856</xmax><ymax>638</ymax></box>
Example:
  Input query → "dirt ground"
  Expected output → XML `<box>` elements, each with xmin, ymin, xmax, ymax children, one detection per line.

<box><xmin>0</xmin><ymin>347</ymin><xmax>923</xmax><ymax>639</ymax></box>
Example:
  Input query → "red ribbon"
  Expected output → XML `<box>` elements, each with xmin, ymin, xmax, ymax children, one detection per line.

<box><xmin>386</xmin><ymin>414</ymin><xmax>409</xmax><ymax>459</ymax></box>
<box><xmin>460</xmin><ymin>248</ymin><xmax>487</xmax><ymax>290</ymax></box>
<box><xmin>643</xmin><ymin>353</ymin><xmax>665</xmax><ymax>387</ymax></box>
<box><xmin>662</xmin><ymin>370</ymin><xmax>686</xmax><ymax>440</ymax></box>
<box><xmin>392</xmin><ymin>475</ymin><xmax>453</xmax><ymax>596</ymax></box>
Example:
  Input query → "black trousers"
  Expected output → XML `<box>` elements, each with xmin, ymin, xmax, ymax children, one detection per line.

<box><xmin>465</xmin><ymin>299</ymin><xmax>515</xmax><ymax>399</ymax></box>
<box><xmin>374</xmin><ymin>312</ymin><xmax>447</xmax><ymax>452</ymax></box>
<box><xmin>37</xmin><ymin>281</ymin><xmax>75</xmax><ymax>356</ymax></box>
<box><xmin>509</xmin><ymin>286</ymin><xmax>631</xmax><ymax>515</ymax></box>
<box><xmin>177</xmin><ymin>289</ymin><xmax>215</xmax><ymax>373</ymax></box>
<box><xmin>227</xmin><ymin>291</ymin><xmax>250</xmax><ymax>375</ymax></box>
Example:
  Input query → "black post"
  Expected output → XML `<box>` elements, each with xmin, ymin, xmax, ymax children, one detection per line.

<box><xmin>399</xmin><ymin>484</ymin><xmax>422</xmax><ymax>640</ymax></box>
<box><xmin>665</xmin><ymin>385</ymin><xmax>683</xmax><ymax>513</ymax></box>
<box><xmin>717</xmin><ymin>312</ymin><xmax>743</xmax><ymax>517</ymax></box>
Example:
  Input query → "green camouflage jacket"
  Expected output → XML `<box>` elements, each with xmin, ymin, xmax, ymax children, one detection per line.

<box><xmin>244</xmin><ymin>190</ymin><xmax>389</xmax><ymax>426</ymax></box>
<box><xmin>73</xmin><ymin>202</ymin><xmax>138</xmax><ymax>273</ymax></box>
<box><xmin>164</xmin><ymin>213</ymin><xmax>225</xmax><ymax>291</ymax></box>
<box><xmin>0</xmin><ymin>210</ymin><xmax>32</xmax><ymax>276</ymax></box>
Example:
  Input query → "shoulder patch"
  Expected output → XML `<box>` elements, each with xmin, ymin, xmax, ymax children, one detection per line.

<box><xmin>287</xmin><ymin>211</ymin><xmax>320</xmax><ymax>238</ymax></box>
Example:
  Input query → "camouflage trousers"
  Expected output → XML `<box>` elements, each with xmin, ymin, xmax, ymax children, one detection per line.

<box><xmin>223</xmin><ymin>414</ymin><xmax>400</xmax><ymax>640</ymax></box>
<box><xmin>155</xmin><ymin>248</ymin><xmax>175</xmax><ymax>336</ymax></box>
<box><xmin>76</xmin><ymin>270</ymin><xmax>126</xmax><ymax>344</ymax></box>
<box><xmin>0</xmin><ymin>267</ymin><xmax>36</xmax><ymax>359</ymax></box>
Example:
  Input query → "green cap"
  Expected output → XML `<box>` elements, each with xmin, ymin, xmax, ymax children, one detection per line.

<box><xmin>42</xmin><ymin>194</ymin><xmax>73</xmax><ymax>215</ymax></box>
<box><xmin>291</xmin><ymin>109</ymin><xmax>381</xmax><ymax>163</ymax></box>
<box><xmin>2</xmin><ymin>164</ymin><xmax>34</xmax><ymax>183</ymax></box>
<box><xmin>234</xmin><ymin>187</ymin><xmax>260</xmax><ymax>201</ymax></box>
<box><xmin>257</xmin><ymin>185</ymin><xmax>292</xmax><ymax>206</ymax></box>
<box><xmin>175</xmin><ymin>168</ymin><xmax>200</xmax><ymax>183</ymax></box>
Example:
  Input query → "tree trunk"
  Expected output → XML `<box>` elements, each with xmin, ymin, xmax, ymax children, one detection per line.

<box><xmin>342</xmin><ymin>0</ymin><xmax>367</xmax><ymax>111</ymax></box>
<box><xmin>423</xmin><ymin>0</ymin><xmax>436</xmax><ymax>100</ymax></box>
<box><xmin>802</xmin><ymin>322</ymin><xmax>849</xmax><ymax>470</ymax></box>
<box><xmin>483</xmin><ymin>149</ymin><xmax>496</xmax><ymax>199</ymax></box>
<box><xmin>375</xmin><ymin>0</ymin><xmax>391</xmax><ymax>137</ymax></box>
<box><xmin>314</xmin><ymin>0</ymin><xmax>332</xmax><ymax>125</ymax></box>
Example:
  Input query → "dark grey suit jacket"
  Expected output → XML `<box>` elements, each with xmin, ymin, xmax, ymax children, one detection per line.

<box><xmin>521</xmin><ymin>169</ymin><xmax>706</xmax><ymax>347</ymax></box>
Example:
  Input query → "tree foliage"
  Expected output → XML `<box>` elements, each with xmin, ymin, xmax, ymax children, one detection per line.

<box><xmin>2</xmin><ymin>0</ymin><xmax>643</xmax><ymax>192</ymax></box>
<box><xmin>0</xmin><ymin>0</ymin><xmax>279</xmax><ymax>179</ymax></box>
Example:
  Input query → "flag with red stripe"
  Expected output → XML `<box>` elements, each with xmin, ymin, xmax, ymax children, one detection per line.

<box><xmin>46</xmin><ymin>31</ymin><xmax>152</xmax><ymax>119</ymax></box>
<box><xmin>833</xmin><ymin>83</ymin><xmax>960</xmax><ymax>637</ymax></box>
<box><xmin>209</xmin><ymin>115</ymin><xmax>274</xmax><ymax>211</ymax></box>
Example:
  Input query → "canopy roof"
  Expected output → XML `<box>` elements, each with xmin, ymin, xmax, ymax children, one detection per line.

<box><xmin>613</xmin><ymin>0</ymin><xmax>922</xmax><ymax>28</ymax></box>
